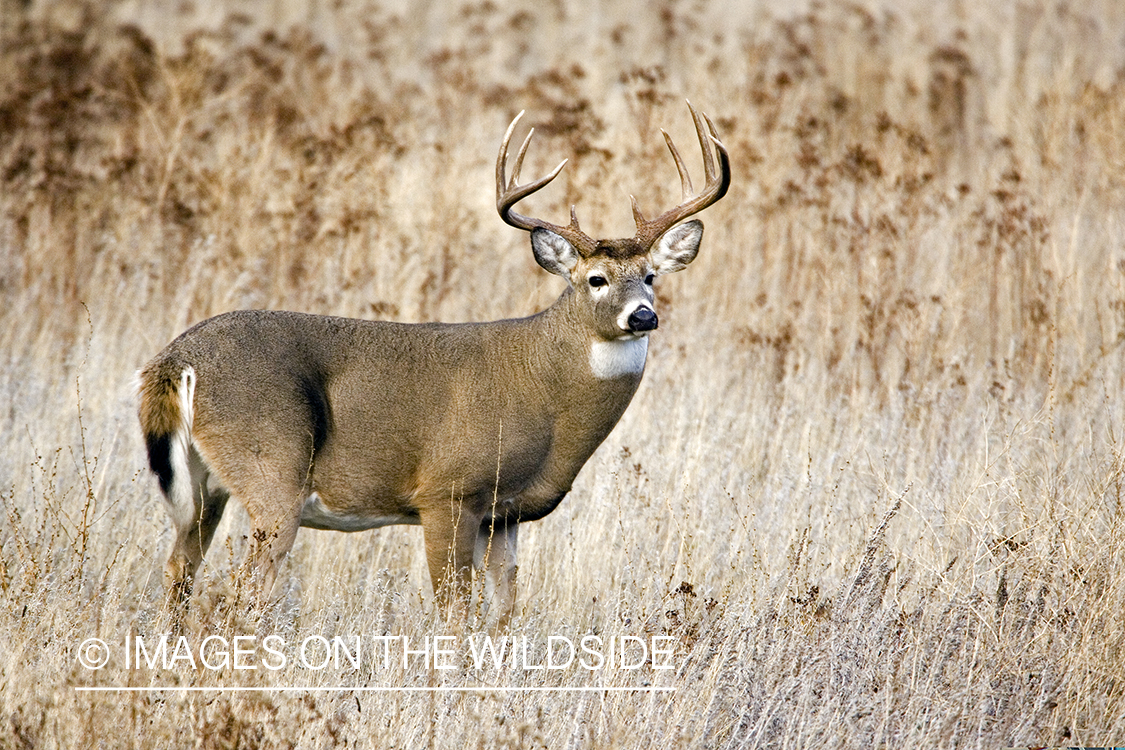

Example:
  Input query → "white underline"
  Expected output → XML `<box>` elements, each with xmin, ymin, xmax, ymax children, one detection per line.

<box><xmin>75</xmin><ymin>686</ymin><xmax>676</xmax><ymax>693</ymax></box>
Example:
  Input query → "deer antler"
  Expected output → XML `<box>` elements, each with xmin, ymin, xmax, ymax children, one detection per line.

<box><xmin>496</xmin><ymin>112</ymin><xmax>595</xmax><ymax>254</ymax></box>
<box><xmin>497</xmin><ymin>102</ymin><xmax>730</xmax><ymax>254</ymax></box>
<box><xmin>630</xmin><ymin>101</ymin><xmax>731</xmax><ymax>249</ymax></box>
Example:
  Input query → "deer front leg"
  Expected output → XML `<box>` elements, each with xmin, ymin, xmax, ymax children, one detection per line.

<box><xmin>421</xmin><ymin>502</ymin><xmax>482</xmax><ymax>623</ymax></box>
<box><xmin>475</xmin><ymin>520</ymin><xmax>518</xmax><ymax>630</ymax></box>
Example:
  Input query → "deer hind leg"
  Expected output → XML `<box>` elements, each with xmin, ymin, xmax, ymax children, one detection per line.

<box><xmin>475</xmin><ymin>520</ymin><xmax>518</xmax><ymax>630</ymax></box>
<box><xmin>195</xmin><ymin>424</ymin><xmax>315</xmax><ymax>609</ymax></box>
<box><xmin>236</xmin><ymin>479</ymin><xmax>306</xmax><ymax>606</ymax></box>
<box><xmin>164</xmin><ymin>446</ymin><xmax>229</xmax><ymax>606</ymax></box>
<box><xmin>242</xmin><ymin>512</ymin><xmax>300</xmax><ymax>605</ymax></box>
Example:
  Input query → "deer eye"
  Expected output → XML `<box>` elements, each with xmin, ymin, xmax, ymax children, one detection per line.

<box><xmin>645</xmin><ymin>273</ymin><xmax>655</xmax><ymax>285</ymax></box>
<box><xmin>588</xmin><ymin>275</ymin><xmax>608</xmax><ymax>288</ymax></box>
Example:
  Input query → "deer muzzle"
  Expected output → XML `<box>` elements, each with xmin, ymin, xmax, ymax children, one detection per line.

<box><xmin>627</xmin><ymin>306</ymin><xmax>658</xmax><ymax>333</ymax></box>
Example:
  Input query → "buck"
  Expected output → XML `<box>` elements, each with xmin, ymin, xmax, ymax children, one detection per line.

<box><xmin>139</xmin><ymin>102</ymin><xmax>730</xmax><ymax>626</ymax></box>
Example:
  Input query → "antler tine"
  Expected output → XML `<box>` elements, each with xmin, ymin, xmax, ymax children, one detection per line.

<box><xmin>496</xmin><ymin>111</ymin><xmax>522</xmax><ymax>194</ymax></box>
<box><xmin>688</xmin><ymin>101</ymin><xmax>717</xmax><ymax>183</ymax></box>
<box><xmin>496</xmin><ymin>112</ymin><xmax>576</xmax><ymax>239</ymax></box>
<box><xmin>510</xmin><ymin>127</ymin><xmax>534</xmax><ymax>187</ymax></box>
<box><xmin>496</xmin><ymin>114</ymin><xmax>565</xmax><ymax>207</ymax></box>
<box><xmin>633</xmin><ymin>101</ymin><xmax>731</xmax><ymax>243</ymax></box>
<box><xmin>630</xmin><ymin>195</ymin><xmax>646</xmax><ymax>226</ymax></box>
<box><xmin>661</xmin><ymin>129</ymin><xmax>694</xmax><ymax>202</ymax></box>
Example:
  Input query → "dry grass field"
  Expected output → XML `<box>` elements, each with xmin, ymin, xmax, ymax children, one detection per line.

<box><xmin>2</xmin><ymin>0</ymin><xmax>1125</xmax><ymax>746</ymax></box>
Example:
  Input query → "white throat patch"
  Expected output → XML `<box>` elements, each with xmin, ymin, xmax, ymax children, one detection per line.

<box><xmin>589</xmin><ymin>337</ymin><xmax>649</xmax><ymax>379</ymax></box>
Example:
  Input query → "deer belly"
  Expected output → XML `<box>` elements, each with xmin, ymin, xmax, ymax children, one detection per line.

<box><xmin>299</xmin><ymin>492</ymin><xmax>420</xmax><ymax>531</ymax></box>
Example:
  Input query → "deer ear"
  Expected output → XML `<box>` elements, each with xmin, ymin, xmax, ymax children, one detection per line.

<box><xmin>651</xmin><ymin>220</ymin><xmax>703</xmax><ymax>276</ymax></box>
<box><xmin>531</xmin><ymin>228</ymin><xmax>580</xmax><ymax>280</ymax></box>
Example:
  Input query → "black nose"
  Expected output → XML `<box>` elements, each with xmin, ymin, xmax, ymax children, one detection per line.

<box><xmin>628</xmin><ymin>307</ymin><xmax>658</xmax><ymax>332</ymax></box>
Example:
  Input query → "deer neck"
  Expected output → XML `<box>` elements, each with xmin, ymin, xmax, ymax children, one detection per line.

<box><xmin>530</xmin><ymin>287</ymin><xmax>649</xmax><ymax>387</ymax></box>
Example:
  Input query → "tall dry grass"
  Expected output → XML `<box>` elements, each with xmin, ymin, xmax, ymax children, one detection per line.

<box><xmin>2</xmin><ymin>0</ymin><xmax>1125</xmax><ymax>746</ymax></box>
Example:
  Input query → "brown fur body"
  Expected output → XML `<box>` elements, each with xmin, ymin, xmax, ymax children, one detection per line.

<box><xmin>139</xmin><ymin>103</ymin><xmax>727</xmax><ymax>625</ymax></box>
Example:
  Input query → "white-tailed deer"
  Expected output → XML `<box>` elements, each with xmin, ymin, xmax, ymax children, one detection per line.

<box><xmin>139</xmin><ymin>102</ymin><xmax>730</xmax><ymax>626</ymax></box>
